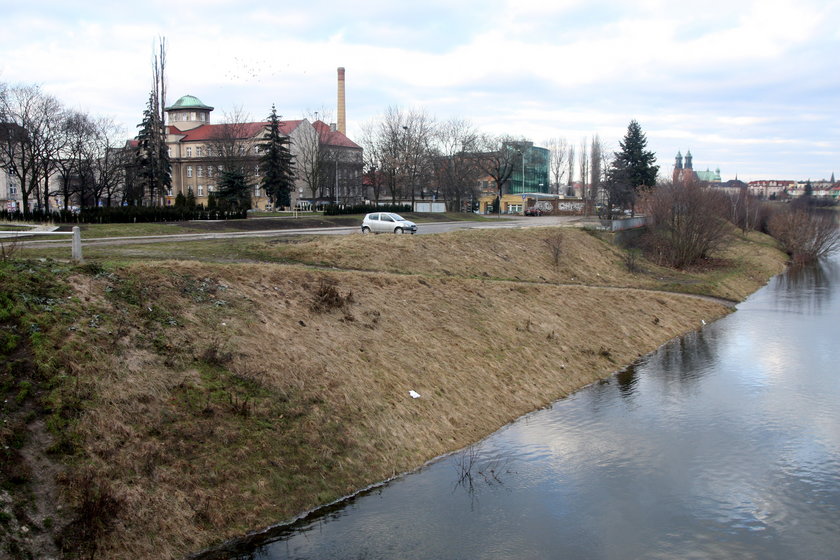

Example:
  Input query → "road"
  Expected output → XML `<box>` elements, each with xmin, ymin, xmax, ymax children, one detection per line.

<box><xmin>10</xmin><ymin>215</ymin><xmax>591</xmax><ymax>248</ymax></box>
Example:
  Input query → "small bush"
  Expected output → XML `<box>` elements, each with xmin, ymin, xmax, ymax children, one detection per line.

<box><xmin>639</xmin><ymin>181</ymin><xmax>731</xmax><ymax>268</ymax></box>
<box><xmin>57</xmin><ymin>469</ymin><xmax>122</xmax><ymax>559</ymax></box>
<box><xmin>311</xmin><ymin>279</ymin><xmax>354</xmax><ymax>312</ymax></box>
<box><xmin>768</xmin><ymin>207</ymin><xmax>840</xmax><ymax>264</ymax></box>
<box><xmin>543</xmin><ymin>232</ymin><xmax>564</xmax><ymax>267</ymax></box>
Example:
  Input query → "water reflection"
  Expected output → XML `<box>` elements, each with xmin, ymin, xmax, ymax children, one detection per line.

<box><xmin>199</xmin><ymin>255</ymin><xmax>840</xmax><ymax>560</ymax></box>
<box><xmin>772</xmin><ymin>258</ymin><xmax>837</xmax><ymax>313</ymax></box>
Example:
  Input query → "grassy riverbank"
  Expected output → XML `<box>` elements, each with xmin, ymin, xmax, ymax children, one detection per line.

<box><xmin>1</xmin><ymin>225</ymin><xmax>786</xmax><ymax>559</ymax></box>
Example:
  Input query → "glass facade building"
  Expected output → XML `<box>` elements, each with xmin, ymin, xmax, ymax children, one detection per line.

<box><xmin>507</xmin><ymin>144</ymin><xmax>550</xmax><ymax>194</ymax></box>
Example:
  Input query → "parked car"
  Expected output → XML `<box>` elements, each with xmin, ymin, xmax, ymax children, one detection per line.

<box><xmin>524</xmin><ymin>207</ymin><xmax>544</xmax><ymax>216</ymax></box>
<box><xmin>361</xmin><ymin>212</ymin><xmax>418</xmax><ymax>234</ymax></box>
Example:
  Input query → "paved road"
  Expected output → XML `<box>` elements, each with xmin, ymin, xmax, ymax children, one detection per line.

<box><xmin>11</xmin><ymin>215</ymin><xmax>590</xmax><ymax>248</ymax></box>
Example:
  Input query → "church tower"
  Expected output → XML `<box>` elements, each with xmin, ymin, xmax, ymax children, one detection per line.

<box><xmin>675</xmin><ymin>151</ymin><xmax>683</xmax><ymax>170</ymax></box>
<box><xmin>685</xmin><ymin>150</ymin><xmax>693</xmax><ymax>170</ymax></box>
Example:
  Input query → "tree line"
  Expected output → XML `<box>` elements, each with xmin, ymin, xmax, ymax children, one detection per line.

<box><xmin>0</xmin><ymin>83</ymin><xmax>129</xmax><ymax>214</ymax></box>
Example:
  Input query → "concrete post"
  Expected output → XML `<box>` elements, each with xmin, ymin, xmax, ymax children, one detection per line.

<box><xmin>71</xmin><ymin>226</ymin><xmax>83</xmax><ymax>262</ymax></box>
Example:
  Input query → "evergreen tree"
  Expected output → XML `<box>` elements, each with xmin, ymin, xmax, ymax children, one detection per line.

<box><xmin>614</xmin><ymin>120</ymin><xmax>658</xmax><ymax>194</ymax></box>
<box><xmin>134</xmin><ymin>92</ymin><xmax>171</xmax><ymax>205</ymax></box>
<box><xmin>174</xmin><ymin>191</ymin><xmax>186</xmax><ymax>207</ymax></box>
<box><xmin>259</xmin><ymin>105</ymin><xmax>295</xmax><ymax>209</ymax></box>
<box><xmin>217</xmin><ymin>168</ymin><xmax>250</xmax><ymax>210</ymax></box>
<box><xmin>185</xmin><ymin>188</ymin><xmax>196</xmax><ymax>208</ymax></box>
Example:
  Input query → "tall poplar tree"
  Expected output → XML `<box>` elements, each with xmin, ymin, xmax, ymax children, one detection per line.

<box><xmin>259</xmin><ymin>105</ymin><xmax>295</xmax><ymax>208</ymax></box>
<box><xmin>132</xmin><ymin>38</ymin><xmax>170</xmax><ymax>206</ymax></box>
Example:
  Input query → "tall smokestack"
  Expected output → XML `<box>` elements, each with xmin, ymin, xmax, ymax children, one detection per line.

<box><xmin>337</xmin><ymin>67</ymin><xmax>346</xmax><ymax>135</ymax></box>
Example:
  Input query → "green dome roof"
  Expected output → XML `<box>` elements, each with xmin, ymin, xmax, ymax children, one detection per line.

<box><xmin>165</xmin><ymin>95</ymin><xmax>213</xmax><ymax>111</ymax></box>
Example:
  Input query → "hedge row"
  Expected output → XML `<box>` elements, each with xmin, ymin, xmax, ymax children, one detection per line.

<box><xmin>0</xmin><ymin>206</ymin><xmax>248</xmax><ymax>224</ymax></box>
<box><xmin>322</xmin><ymin>203</ymin><xmax>412</xmax><ymax>216</ymax></box>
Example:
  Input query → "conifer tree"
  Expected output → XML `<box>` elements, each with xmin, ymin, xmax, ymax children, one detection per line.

<box><xmin>217</xmin><ymin>168</ymin><xmax>250</xmax><ymax>210</ymax></box>
<box><xmin>614</xmin><ymin>120</ymin><xmax>658</xmax><ymax>193</ymax></box>
<box><xmin>259</xmin><ymin>105</ymin><xmax>295</xmax><ymax>209</ymax></box>
<box><xmin>134</xmin><ymin>94</ymin><xmax>171</xmax><ymax>205</ymax></box>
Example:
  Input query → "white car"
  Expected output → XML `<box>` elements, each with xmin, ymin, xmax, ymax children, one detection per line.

<box><xmin>361</xmin><ymin>212</ymin><xmax>418</xmax><ymax>234</ymax></box>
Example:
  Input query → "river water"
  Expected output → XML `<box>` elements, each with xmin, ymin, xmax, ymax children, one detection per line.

<box><xmin>206</xmin><ymin>255</ymin><xmax>840</xmax><ymax>560</ymax></box>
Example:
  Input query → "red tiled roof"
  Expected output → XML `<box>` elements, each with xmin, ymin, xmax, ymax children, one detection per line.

<box><xmin>171</xmin><ymin>120</ymin><xmax>304</xmax><ymax>142</ymax></box>
<box><xmin>311</xmin><ymin>120</ymin><xmax>362</xmax><ymax>149</ymax></box>
<box><xmin>165</xmin><ymin>119</ymin><xmax>360</xmax><ymax>150</ymax></box>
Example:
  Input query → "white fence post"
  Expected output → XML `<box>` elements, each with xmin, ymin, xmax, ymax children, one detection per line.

<box><xmin>71</xmin><ymin>226</ymin><xmax>83</xmax><ymax>262</ymax></box>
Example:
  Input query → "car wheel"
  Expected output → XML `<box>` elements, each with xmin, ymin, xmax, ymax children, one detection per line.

<box><xmin>394</xmin><ymin>227</ymin><xmax>404</xmax><ymax>234</ymax></box>
<box><xmin>362</xmin><ymin>226</ymin><xmax>371</xmax><ymax>234</ymax></box>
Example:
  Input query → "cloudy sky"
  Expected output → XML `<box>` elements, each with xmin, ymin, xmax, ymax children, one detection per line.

<box><xmin>1</xmin><ymin>0</ymin><xmax>837</xmax><ymax>182</ymax></box>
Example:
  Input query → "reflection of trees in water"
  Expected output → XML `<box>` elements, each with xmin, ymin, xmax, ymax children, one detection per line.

<box><xmin>774</xmin><ymin>257</ymin><xmax>838</xmax><ymax>314</ymax></box>
<box><xmin>586</xmin><ymin>328</ymin><xmax>719</xmax><ymax>408</ymax></box>
<box><xmin>615</xmin><ymin>363</ymin><xmax>639</xmax><ymax>398</ymax></box>
<box><xmin>453</xmin><ymin>443</ymin><xmax>510</xmax><ymax>510</ymax></box>
<box><xmin>652</xmin><ymin>329</ymin><xmax>718</xmax><ymax>388</ymax></box>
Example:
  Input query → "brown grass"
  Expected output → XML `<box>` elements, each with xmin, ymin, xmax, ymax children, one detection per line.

<box><xmin>9</xmin><ymin>226</ymin><xmax>787</xmax><ymax>559</ymax></box>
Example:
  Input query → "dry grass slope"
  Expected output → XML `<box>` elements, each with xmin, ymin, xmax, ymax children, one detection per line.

<box><xmin>4</xmin><ymin>226</ymin><xmax>787</xmax><ymax>559</ymax></box>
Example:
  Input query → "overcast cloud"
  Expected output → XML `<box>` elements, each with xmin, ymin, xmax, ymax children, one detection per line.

<box><xmin>1</xmin><ymin>0</ymin><xmax>837</xmax><ymax>182</ymax></box>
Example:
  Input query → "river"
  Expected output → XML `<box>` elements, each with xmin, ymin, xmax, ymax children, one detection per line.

<box><xmin>202</xmin><ymin>254</ymin><xmax>840</xmax><ymax>560</ymax></box>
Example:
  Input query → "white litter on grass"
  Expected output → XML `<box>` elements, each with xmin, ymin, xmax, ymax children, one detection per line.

<box><xmin>408</xmin><ymin>390</ymin><xmax>421</xmax><ymax>399</ymax></box>
<box><xmin>701</xmin><ymin>319</ymin><xmax>706</xmax><ymax>325</ymax></box>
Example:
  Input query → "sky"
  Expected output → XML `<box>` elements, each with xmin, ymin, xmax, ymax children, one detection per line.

<box><xmin>1</xmin><ymin>0</ymin><xmax>838</xmax><ymax>183</ymax></box>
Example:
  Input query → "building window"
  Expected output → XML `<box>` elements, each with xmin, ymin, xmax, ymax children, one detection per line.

<box><xmin>167</xmin><ymin>188</ymin><xmax>173</xmax><ymax>196</ymax></box>
<box><xmin>168</xmin><ymin>147</ymin><xmax>172</xmax><ymax>157</ymax></box>
<box><xmin>196</xmin><ymin>146</ymin><xmax>203</xmax><ymax>157</ymax></box>
<box><xmin>186</xmin><ymin>147</ymin><xmax>192</xmax><ymax>157</ymax></box>
<box><xmin>190</xmin><ymin>112</ymin><xmax>196</xmax><ymax>121</ymax></box>
<box><xmin>254</xmin><ymin>185</ymin><xmax>261</xmax><ymax>197</ymax></box>
<box><xmin>198</xmin><ymin>185</ymin><xmax>204</xmax><ymax>196</ymax></box>
<box><xmin>206</xmin><ymin>147</ymin><xmax>212</xmax><ymax>157</ymax></box>
<box><xmin>197</xmin><ymin>166</ymin><xmax>204</xmax><ymax>178</ymax></box>
<box><xmin>253</xmin><ymin>145</ymin><xmax>260</xmax><ymax>154</ymax></box>
<box><xmin>9</xmin><ymin>186</ymin><xmax>17</xmax><ymax>195</ymax></box>
<box><xmin>187</xmin><ymin>166</ymin><xmax>193</xmax><ymax>178</ymax></box>
<box><xmin>207</xmin><ymin>166</ymin><xmax>214</xmax><ymax>178</ymax></box>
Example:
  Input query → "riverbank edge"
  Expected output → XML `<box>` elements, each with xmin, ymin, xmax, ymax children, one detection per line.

<box><xmin>189</xmin><ymin>299</ymin><xmax>779</xmax><ymax>558</ymax></box>
<box><xmin>1</xmin><ymin>227</ymin><xmax>789</xmax><ymax>560</ymax></box>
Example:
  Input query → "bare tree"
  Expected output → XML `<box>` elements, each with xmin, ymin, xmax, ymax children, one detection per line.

<box><xmin>53</xmin><ymin>110</ymin><xmax>92</xmax><ymax>209</ymax></box>
<box><xmin>578</xmin><ymin>138</ymin><xmax>589</xmax><ymax>213</ymax></box>
<box><xmin>0</xmin><ymin>84</ymin><xmax>66</xmax><ymax>213</ymax></box>
<box><xmin>472</xmin><ymin>134</ymin><xmax>520</xmax><ymax>216</ymax></box>
<box><xmin>432</xmin><ymin>117</ymin><xmax>480</xmax><ymax>212</ymax></box>
<box><xmin>295</xmin><ymin>116</ymin><xmax>330</xmax><ymax>201</ymax></box>
<box><xmin>566</xmin><ymin>144</ymin><xmax>575</xmax><ymax>196</ymax></box>
<box><xmin>358</xmin><ymin>120</ymin><xmax>384</xmax><ymax>204</ymax></box>
<box><xmin>590</xmin><ymin>135</ymin><xmax>602</xmax><ymax>207</ymax></box>
<box><xmin>91</xmin><ymin>117</ymin><xmax>128</xmax><ymax>207</ymax></box>
<box><xmin>133</xmin><ymin>38</ymin><xmax>170</xmax><ymax>206</ymax></box>
<box><xmin>544</xmin><ymin>137</ymin><xmax>568</xmax><ymax>195</ymax></box>
<box><xmin>768</xmin><ymin>207</ymin><xmax>840</xmax><ymax>264</ymax></box>
<box><xmin>640</xmin><ymin>180</ymin><xmax>731</xmax><ymax>268</ymax></box>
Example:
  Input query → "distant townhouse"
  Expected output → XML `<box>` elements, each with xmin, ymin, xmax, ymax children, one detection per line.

<box><xmin>748</xmin><ymin>180</ymin><xmax>795</xmax><ymax>199</ymax></box>
<box><xmin>0</xmin><ymin>166</ymin><xmax>21</xmax><ymax>212</ymax></box>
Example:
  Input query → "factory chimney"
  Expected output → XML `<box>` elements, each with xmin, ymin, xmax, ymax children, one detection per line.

<box><xmin>337</xmin><ymin>67</ymin><xmax>346</xmax><ymax>135</ymax></box>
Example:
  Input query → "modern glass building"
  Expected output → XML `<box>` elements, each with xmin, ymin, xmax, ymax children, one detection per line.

<box><xmin>506</xmin><ymin>142</ymin><xmax>550</xmax><ymax>194</ymax></box>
